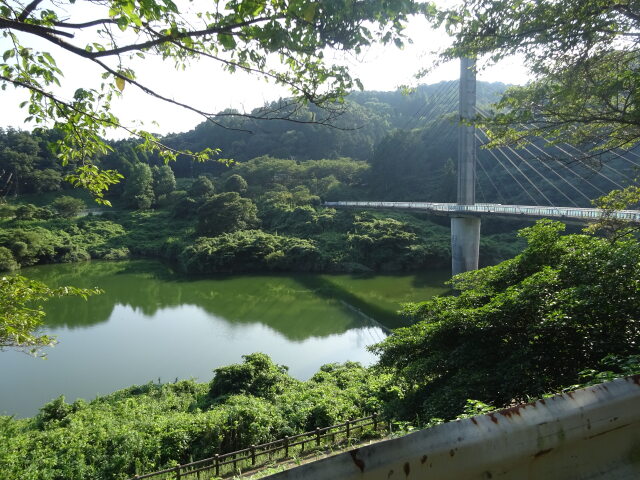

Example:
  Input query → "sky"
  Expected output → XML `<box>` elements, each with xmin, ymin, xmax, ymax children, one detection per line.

<box><xmin>0</xmin><ymin>5</ymin><xmax>530</xmax><ymax>138</ymax></box>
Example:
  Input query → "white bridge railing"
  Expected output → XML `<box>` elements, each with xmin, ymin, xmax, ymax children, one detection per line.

<box><xmin>324</xmin><ymin>201</ymin><xmax>640</xmax><ymax>223</ymax></box>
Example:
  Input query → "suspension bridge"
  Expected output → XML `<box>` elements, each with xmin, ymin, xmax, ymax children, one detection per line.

<box><xmin>324</xmin><ymin>201</ymin><xmax>640</xmax><ymax>223</ymax></box>
<box><xmin>327</xmin><ymin>58</ymin><xmax>640</xmax><ymax>275</ymax></box>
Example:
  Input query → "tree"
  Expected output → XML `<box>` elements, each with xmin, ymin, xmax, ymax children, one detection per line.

<box><xmin>51</xmin><ymin>195</ymin><xmax>85</xmax><ymax>218</ymax></box>
<box><xmin>122</xmin><ymin>163</ymin><xmax>154</xmax><ymax>210</ymax></box>
<box><xmin>0</xmin><ymin>127</ymin><xmax>39</xmax><ymax>196</ymax></box>
<box><xmin>152</xmin><ymin>164</ymin><xmax>176</xmax><ymax>198</ymax></box>
<box><xmin>196</xmin><ymin>192</ymin><xmax>259</xmax><ymax>236</ymax></box>
<box><xmin>1</xmin><ymin>0</ymin><xmax>429</xmax><ymax>199</ymax></box>
<box><xmin>439</xmin><ymin>0</ymin><xmax>640</xmax><ymax>155</ymax></box>
<box><xmin>189</xmin><ymin>175</ymin><xmax>215</xmax><ymax>199</ymax></box>
<box><xmin>0</xmin><ymin>275</ymin><xmax>100</xmax><ymax>355</ymax></box>
<box><xmin>224</xmin><ymin>173</ymin><xmax>248</xmax><ymax>194</ymax></box>
<box><xmin>209</xmin><ymin>352</ymin><xmax>290</xmax><ymax>400</ymax></box>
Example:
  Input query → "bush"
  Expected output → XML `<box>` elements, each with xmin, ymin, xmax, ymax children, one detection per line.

<box><xmin>188</xmin><ymin>175</ymin><xmax>215</xmax><ymax>198</ymax></box>
<box><xmin>196</xmin><ymin>192</ymin><xmax>259</xmax><ymax>236</ymax></box>
<box><xmin>373</xmin><ymin>220</ymin><xmax>640</xmax><ymax>420</ymax></box>
<box><xmin>52</xmin><ymin>196</ymin><xmax>86</xmax><ymax>218</ymax></box>
<box><xmin>209</xmin><ymin>353</ymin><xmax>291</xmax><ymax>400</ymax></box>
<box><xmin>0</xmin><ymin>246</ymin><xmax>18</xmax><ymax>272</ymax></box>
<box><xmin>223</xmin><ymin>174</ymin><xmax>248</xmax><ymax>194</ymax></box>
<box><xmin>0</xmin><ymin>358</ymin><xmax>391</xmax><ymax>479</ymax></box>
<box><xmin>179</xmin><ymin>230</ymin><xmax>321</xmax><ymax>273</ymax></box>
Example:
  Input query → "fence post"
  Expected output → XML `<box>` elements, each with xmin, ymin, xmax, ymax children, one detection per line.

<box><xmin>284</xmin><ymin>436</ymin><xmax>289</xmax><ymax>457</ymax></box>
<box><xmin>214</xmin><ymin>454</ymin><xmax>220</xmax><ymax>477</ymax></box>
<box><xmin>251</xmin><ymin>445</ymin><xmax>256</xmax><ymax>466</ymax></box>
<box><xmin>346</xmin><ymin>419</ymin><xmax>351</xmax><ymax>440</ymax></box>
<box><xmin>175</xmin><ymin>465</ymin><xmax>181</xmax><ymax>480</ymax></box>
<box><xmin>315</xmin><ymin>427</ymin><xmax>321</xmax><ymax>447</ymax></box>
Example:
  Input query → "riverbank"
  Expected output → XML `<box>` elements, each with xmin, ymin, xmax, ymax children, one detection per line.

<box><xmin>0</xmin><ymin>200</ymin><xmax>526</xmax><ymax>277</ymax></box>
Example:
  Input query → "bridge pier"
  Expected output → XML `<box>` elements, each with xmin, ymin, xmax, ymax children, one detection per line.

<box><xmin>451</xmin><ymin>57</ymin><xmax>480</xmax><ymax>276</ymax></box>
<box><xmin>451</xmin><ymin>216</ymin><xmax>481</xmax><ymax>275</ymax></box>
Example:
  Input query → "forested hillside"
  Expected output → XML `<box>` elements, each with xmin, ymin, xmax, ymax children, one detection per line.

<box><xmin>0</xmin><ymin>82</ymin><xmax>538</xmax><ymax>276</ymax></box>
<box><xmin>3</xmin><ymin>81</ymin><xmax>631</xmax><ymax>276</ymax></box>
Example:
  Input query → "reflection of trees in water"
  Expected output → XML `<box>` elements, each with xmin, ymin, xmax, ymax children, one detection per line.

<box><xmin>28</xmin><ymin>260</ymin><xmax>393</xmax><ymax>341</ymax></box>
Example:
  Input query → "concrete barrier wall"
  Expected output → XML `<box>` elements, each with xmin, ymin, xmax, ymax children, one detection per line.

<box><xmin>263</xmin><ymin>376</ymin><xmax>640</xmax><ymax>480</ymax></box>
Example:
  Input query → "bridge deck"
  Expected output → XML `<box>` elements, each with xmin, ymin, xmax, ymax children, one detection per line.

<box><xmin>324</xmin><ymin>201</ymin><xmax>640</xmax><ymax>223</ymax></box>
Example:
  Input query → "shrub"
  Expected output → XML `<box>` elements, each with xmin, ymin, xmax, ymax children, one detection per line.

<box><xmin>0</xmin><ymin>246</ymin><xmax>18</xmax><ymax>272</ymax></box>
<box><xmin>52</xmin><ymin>196</ymin><xmax>86</xmax><ymax>218</ymax></box>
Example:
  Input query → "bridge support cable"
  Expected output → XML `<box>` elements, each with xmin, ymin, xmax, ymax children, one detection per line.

<box><xmin>476</xmin><ymin>130</ymin><xmax>553</xmax><ymax>205</ymax></box>
<box><xmin>398</xmin><ymin>80</ymin><xmax>456</xmax><ymax>132</ymax></box>
<box><xmin>452</xmin><ymin>57</ymin><xmax>481</xmax><ymax>276</ymax></box>
<box><xmin>493</xmin><ymin>141</ymin><xmax>581</xmax><ymax>207</ymax></box>
<box><xmin>611</xmin><ymin>146</ymin><xmax>640</xmax><ymax>165</ymax></box>
<box><xmin>506</xmin><ymin>141</ymin><xmax>603</xmax><ymax>202</ymax></box>
<box><xmin>475</xmin><ymin>164</ymin><xmax>488</xmax><ymax>203</ymax></box>
<box><xmin>475</xmin><ymin>133</ymin><xmax>539</xmax><ymax>205</ymax></box>
<box><xmin>500</xmin><ymin>141</ymin><xmax>587</xmax><ymax>206</ymax></box>
<box><xmin>421</xmin><ymin>87</ymin><xmax>460</xmax><ymax>143</ymax></box>
<box><xmin>500</xmin><ymin>120</ymin><xmax>627</xmax><ymax>192</ymax></box>
<box><xmin>553</xmin><ymin>140</ymin><xmax>638</xmax><ymax>186</ymax></box>
<box><xmin>419</xmin><ymin>81</ymin><xmax>459</xmax><ymax>123</ymax></box>
<box><xmin>475</xmin><ymin>107</ymin><xmax>593</xmax><ymax>205</ymax></box>
<box><xmin>535</xmin><ymin>140</ymin><xmax>626</xmax><ymax>190</ymax></box>
<box><xmin>476</xmin><ymin>155</ymin><xmax>508</xmax><ymax>204</ymax></box>
<box><xmin>512</xmin><ymin>139</ymin><xmax>609</xmax><ymax>197</ymax></box>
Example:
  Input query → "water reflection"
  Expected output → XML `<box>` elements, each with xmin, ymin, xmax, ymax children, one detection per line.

<box><xmin>0</xmin><ymin>260</ymin><xmax>448</xmax><ymax>418</ymax></box>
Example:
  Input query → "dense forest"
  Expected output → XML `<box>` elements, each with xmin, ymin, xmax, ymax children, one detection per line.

<box><xmin>0</xmin><ymin>82</ymin><xmax>543</xmax><ymax>277</ymax></box>
<box><xmin>3</xmin><ymin>80</ymin><xmax>631</xmax><ymax>277</ymax></box>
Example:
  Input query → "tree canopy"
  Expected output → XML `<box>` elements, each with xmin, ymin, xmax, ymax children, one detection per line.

<box><xmin>1</xmin><ymin>0</ymin><xmax>429</xmax><ymax>200</ymax></box>
<box><xmin>439</xmin><ymin>0</ymin><xmax>640</xmax><ymax>155</ymax></box>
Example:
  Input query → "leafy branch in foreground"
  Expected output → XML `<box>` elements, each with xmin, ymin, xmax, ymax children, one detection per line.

<box><xmin>1</xmin><ymin>0</ymin><xmax>430</xmax><ymax>200</ymax></box>
<box><xmin>436</xmin><ymin>0</ymin><xmax>640</xmax><ymax>156</ymax></box>
<box><xmin>0</xmin><ymin>275</ymin><xmax>101</xmax><ymax>356</ymax></box>
<box><xmin>585</xmin><ymin>183</ymin><xmax>640</xmax><ymax>240</ymax></box>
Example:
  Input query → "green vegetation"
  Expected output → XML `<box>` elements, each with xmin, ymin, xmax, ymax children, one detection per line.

<box><xmin>2</xmin><ymin>2</ymin><xmax>640</xmax><ymax>478</ymax></box>
<box><xmin>51</xmin><ymin>196</ymin><xmax>85</xmax><ymax>218</ymax></box>
<box><xmin>2</xmin><ymin>221</ymin><xmax>639</xmax><ymax>479</ymax></box>
<box><xmin>0</xmin><ymin>275</ymin><xmax>99</xmax><ymax>355</ymax></box>
<box><xmin>0</xmin><ymin>355</ymin><xmax>393</xmax><ymax>480</ymax></box>
<box><xmin>372</xmin><ymin>221</ymin><xmax>640</xmax><ymax>420</ymax></box>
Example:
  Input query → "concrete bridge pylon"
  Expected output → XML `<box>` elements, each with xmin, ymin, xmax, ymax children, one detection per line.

<box><xmin>451</xmin><ymin>57</ymin><xmax>481</xmax><ymax>276</ymax></box>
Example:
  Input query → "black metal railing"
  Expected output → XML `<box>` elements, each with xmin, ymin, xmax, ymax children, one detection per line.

<box><xmin>130</xmin><ymin>413</ymin><xmax>384</xmax><ymax>480</ymax></box>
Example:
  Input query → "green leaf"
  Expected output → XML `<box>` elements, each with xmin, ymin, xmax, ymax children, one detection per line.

<box><xmin>301</xmin><ymin>3</ymin><xmax>317</xmax><ymax>23</ymax></box>
<box><xmin>218</xmin><ymin>33</ymin><xmax>237</xmax><ymax>50</ymax></box>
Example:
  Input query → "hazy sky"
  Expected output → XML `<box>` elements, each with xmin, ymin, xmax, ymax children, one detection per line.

<box><xmin>0</xmin><ymin>9</ymin><xmax>529</xmax><ymax>137</ymax></box>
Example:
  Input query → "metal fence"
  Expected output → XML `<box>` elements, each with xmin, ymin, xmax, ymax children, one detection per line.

<box><xmin>130</xmin><ymin>414</ymin><xmax>384</xmax><ymax>480</ymax></box>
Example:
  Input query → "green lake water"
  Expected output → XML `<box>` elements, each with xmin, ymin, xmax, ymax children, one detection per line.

<box><xmin>1</xmin><ymin>260</ymin><xmax>450</xmax><ymax>417</ymax></box>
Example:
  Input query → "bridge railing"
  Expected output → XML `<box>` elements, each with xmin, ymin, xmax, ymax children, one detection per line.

<box><xmin>324</xmin><ymin>201</ymin><xmax>640</xmax><ymax>223</ymax></box>
<box><xmin>129</xmin><ymin>414</ymin><xmax>384</xmax><ymax>480</ymax></box>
